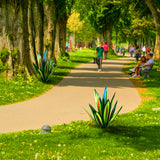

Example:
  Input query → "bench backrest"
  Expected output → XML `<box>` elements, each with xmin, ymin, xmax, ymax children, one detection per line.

<box><xmin>149</xmin><ymin>63</ymin><xmax>154</xmax><ymax>71</ymax></box>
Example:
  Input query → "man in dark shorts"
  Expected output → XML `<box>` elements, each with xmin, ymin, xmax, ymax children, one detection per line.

<box><xmin>95</xmin><ymin>42</ymin><xmax>105</xmax><ymax>72</ymax></box>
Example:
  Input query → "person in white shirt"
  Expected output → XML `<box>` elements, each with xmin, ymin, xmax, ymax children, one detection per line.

<box><xmin>142</xmin><ymin>46</ymin><xmax>146</xmax><ymax>56</ymax></box>
<box><xmin>142</xmin><ymin>53</ymin><xmax>154</xmax><ymax>70</ymax></box>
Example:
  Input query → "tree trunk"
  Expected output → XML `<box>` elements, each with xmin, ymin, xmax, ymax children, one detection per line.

<box><xmin>103</xmin><ymin>28</ymin><xmax>112</xmax><ymax>48</ymax></box>
<box><xmin>36</xmin><ymin>0</ymin><xmax>44</xmax><ymax>56</ymax></box>
<box><xmin>114</xmin><ymin>28</ymin><xmax>118</xmax><ymax>52</ymax></box>
<box><xmin>4</xmin><ymin>0</ymin><xmax>9</xmax><ymax>34</ymax></box>
<box><xmin>73</xmin><ymin>32</ymin><xmax>76</xmax><ymax>50</ymax></box>
<box><xmin>47</xmin><ymin>1</ymin><xmax>56</xmax><ymax>60</ymax></box>
<box><xmin>107</xmin><ymin>28</ymin><xmax>112</xmax><ymax>48</ymax></box>
<box><xmin>21</xmin><ymin>0</ymin><xmax>34</xmax><ymax>75</ymax></box>
<box><xmin>144</xmin><ymin>0</ymin><xmax>160</xmax><ymax>70</ymax></box>
<box><xmin>54</xmin><ymin>22</ymin><xmax>60</xmax><ymax>58</ymax></box>
<box><xmin>59</xmin><ymin>12</ymin><xmax>67</xmax><ymax>56</ymax></box>
<box><xmin>154</xmin><ymin>34</ymin><xmax>159</xmax><ymax>60</ymax></box>
<box><xmin>4</xmin><ymin>2</ymin><xmax>14</xmax><ymax>78</ymax></box>
<box><xmin>29</xmin><ymin>0</ymin><xmax>37</xmax><ymax>65</ymax></box>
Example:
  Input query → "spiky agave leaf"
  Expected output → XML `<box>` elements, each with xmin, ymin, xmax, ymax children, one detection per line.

<box><xmin>95</xmin><ymin>112</ymin><xmax>103</xmax><ymax>127</ymax></box>
<box><xmin>110</xmin><ymin>92</ymin><xmax>115</xmax><ymax>108</ymax></box>
<box><xmin>43</xmin><ymin>49</ymin><xmax>47</xmax><ymax>62</ymax></box>
<box><xmin>36</xmin><ymin>51</ymin><xmax>43</xmax><ymax>71</ymax></box>
<box><xmin>102</xmin><ymin>87</ymin><xmax>107</xmax><ymax>108</ymax></box>
<box><xmin>37</xmin><ymin>68</ymin><xmax>44</xmax><ymax>82</ymax></box>
<box><xmin>83</xmin><ymin>107</ymin><xmax>95</xmax><ymax>123</ymax></box>
<box><xmin>33</xmin><ymin>63</ymin><xmax>38</xmax><ymax>72</ymax></box>
<box><xmin>109</xmin><ymin>101</ymin><xmax>118</xmax><ymax>120</ymax></box>
<box><xmin>44</xmin><ymin>60</ymin><xmax>49</xmax><ymax>81</ymax></box>
<box><xmin>94</xmin><ymin>89</ymin><xmax>103</xmax><ymax>116</ymax></box>
<box><xmin>103</xmin><ymin>100</ymin><xmax>110</xmax><ymax>126</ymax></box>
<box><xmin>47</xmin><ymin>65</ymin><xmax>57</xmax><ymax>82</ymax></box>
<box><xmin>89</xmin><ymin>104</ymin><xmax>102</xmax><ymax>126</ymax></box>
<box><xmin>89</xmin><ymin>104</ymin><xmax>97</xmax><ymax>115</ymax></box>
<box><xmin>107</xmin><ymin>106</ymin><xmax>123</xmax><ymax>127</ymax></box>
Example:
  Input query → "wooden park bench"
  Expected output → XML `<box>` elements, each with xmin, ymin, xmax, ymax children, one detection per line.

<box><xmin>142</xmin><ymin>64</ymin><xmax>154</xmax><ymax>79</ymax></box>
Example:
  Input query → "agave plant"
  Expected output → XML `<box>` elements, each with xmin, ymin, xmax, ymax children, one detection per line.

<box><xmin>85</xmin><ymin>87</ymin><xmax>123</xmax><ymax>128</ymax></box>
<box><xmin>33</xmin><ymin>49</ymin><xmax>57</xmax><ymax>82</ymax></box>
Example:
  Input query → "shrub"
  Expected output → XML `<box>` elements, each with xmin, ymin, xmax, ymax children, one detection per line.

<box><xmin>85</xmin><ymin>87</ymin><xmax>123</xmax><ymax>128</ymax></box>
<box><xmin>33</xmin><ymin>49</ymin><xmax>57</xmax><ymax>82</ymax></box>
<box><xmin>11</xmin><ymin>47</ymin><xmax>19</xmax><ymax>62</ymax></box>
<box><xmin>0</xmin><ymin>63</ymin><xmax>9</xmax><ymax>73</ymax></box>
<box><xmin>14</xmin><ymin>65</ymin><xmax>28</xmax><ymax>81</ymax></box>
<box><xmin>0</xmin><ymin>47</ymin><xmax>10</xmax><ymax>64</ymax></box>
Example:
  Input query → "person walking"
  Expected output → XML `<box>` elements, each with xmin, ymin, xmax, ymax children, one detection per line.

<box><xmin>95</xmin><ymin>42</ymin><xmax>105</xmax><ymax>72</ymax></box>
<box><xmin>129</xmin><ymin>45</ymin><xmax>135</xmax><ymax>57</ymax></box>
<box><xmin>135</xmin><ymin>49</ymin><xmax>141</xmax><ymax>63</ymax></box>
<box><xmin>103</xmin><ymin>42</ymin><xmax>109</xmax><ymax>59</ymax></box>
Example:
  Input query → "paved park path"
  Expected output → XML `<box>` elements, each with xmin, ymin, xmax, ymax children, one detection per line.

<box><xmin>0</xmin><ymin>58</ymin><xmax>141</xmax><ymax>133</ymax></box>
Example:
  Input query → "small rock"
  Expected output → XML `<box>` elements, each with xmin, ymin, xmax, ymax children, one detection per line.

<box><xmin>41</xmin><ymin>125</ymin><xmax>51</xmax><ymax>134</ymax></box>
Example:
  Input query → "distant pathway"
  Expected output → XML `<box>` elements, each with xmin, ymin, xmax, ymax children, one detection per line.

<box><xmin>0</xmin><ymin>58</ymin><xmax>141</xmax><ymax>133</ymax></box>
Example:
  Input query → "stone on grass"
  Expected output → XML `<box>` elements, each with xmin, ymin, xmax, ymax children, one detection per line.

<box><xmin>41</xmin><ymin>125</ymin><xmax>51</xmax><ymax>134</ymax></box>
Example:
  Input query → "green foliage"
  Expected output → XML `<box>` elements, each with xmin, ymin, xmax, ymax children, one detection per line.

<box><xmin>33</xmin><ymin>49</ymin><xmax>57</xmax><ymax>82</ymax></box>
<box><xmin>76</xmin><ymin>20</ymin><xmax>98</xmax><ymax>43</ymax></box>
<box><xmin>75</xmin><ymin>0</ymin><xmax>121</xmax><ymax>34</ymax></box>
<box><xmin>11</xmin><ymin>47</ymin><xmax>19</xmax><ymax>62</ymax></box>
<box><xmin>8</xmin><ymin>31</ymin><xmax>14</xmax><ymax>41</ymax></box>
<box><xmin>44</xmin><ymin>39</ymin><xmax>51</xmax><ymax>50</ymax></box>
<box><xmin>85</xmin><ymin>87</ymin><xmax>122</xmax><ymax>128</ymax></box>
<box><xmin>0</xmin><ymin>63</ymin><xmax>9</xmax><ymax>73</ymax></box>
<box><xmin>0</xmin><ymin>47</ymin><xmax>10</xmax><ymax>64</ymax></box>
<box><xmin>14</xmin><ymin>65</ymin><xmax>28</xmax><ymax>82</ymax></box>
<box><xmin>59</xmin><ymin>52</ymin><xmax>70</xmax><ymax>62</ymax></box>
<box><xmin>67</xmin><ymin>11</ymin><xmax>84</xmax><ymax>33</ymax></box>
<box><xmin>109</xmin><ymin>47</ymin><xmax>117</xmax><ymax>55</ymax></box>
<box><xmin>115</xmin><ymin>0</ymin><xmax>156</xmax><ymax>44</ymax></box>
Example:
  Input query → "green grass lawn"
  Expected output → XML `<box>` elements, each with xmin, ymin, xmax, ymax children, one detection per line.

<box><xmin>0</xmin><ymin>59</ymin><xmax>159</xmax><ymax>160</ymax></box>
<box><xmin>0</xmin><ymin>49</ymin><xmax>119</xmax><ymax>106</ymax></box>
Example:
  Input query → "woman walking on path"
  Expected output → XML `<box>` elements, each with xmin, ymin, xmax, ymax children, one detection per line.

<box><xmin>95</xmin><ymin>42</ymin><xmax>105</xmax><ymax>72</ymax></box>
<box><xmin>103</xmin><ymin>42</ymin><xmax>109</xmax><ymax>59</ymax></box>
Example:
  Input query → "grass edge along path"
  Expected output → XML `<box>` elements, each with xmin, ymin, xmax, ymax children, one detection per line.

<box><xmin>0</xmin><ymin>49</ymin><xmax>121</xmax><ymax>106</ymax></box>
<box><xmin>0</xmin><ymin>60</ymin><xmax>159</xmax><ymax>159</ymax></box>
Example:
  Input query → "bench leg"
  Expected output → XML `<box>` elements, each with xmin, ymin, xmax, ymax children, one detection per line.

<box><xmin>143</xmin><ymin>72</ymin><xmax>150</xmax><ymax>79</ymax></box>
<box><xmin>143</xmin><ymin>73</ymin><xmax>147</xmax><ymax>79</ymax></box>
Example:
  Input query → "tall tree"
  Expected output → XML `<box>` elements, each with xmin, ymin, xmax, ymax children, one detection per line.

<box><xmin>21</xmin><ymin>0</ymin><xmax>34</xmax><ymax>75</ymax></box>
<box><xmin>144</xmin><ymin>0</ymin><xmax>160</xmax><ymax>70</ymax></box>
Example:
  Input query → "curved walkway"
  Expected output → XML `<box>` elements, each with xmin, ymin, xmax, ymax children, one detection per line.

<box><xmin>0</xmin><ymin>58</ymin><xmax>141</xmax><ymax>133</ymax></box>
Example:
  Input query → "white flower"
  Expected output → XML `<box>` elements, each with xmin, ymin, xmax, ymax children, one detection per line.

<box><xmin>35</xmin><ymin>153</ymin><xmax>39</xmax><ymax>159</ymax></box>
<box><xmin>58</xmin><ymin>144</ymin><xmax>61</xmax><ymax>147</ymax></box>
<box><xmin>131</xmin><ymin>153</ymin><xmax>133</xmax><ymax>156</ymax></box>
<box><xmin>83</xmin><ymin>156</ymin><xmax>86</xmax><ymax>159</ymax></box>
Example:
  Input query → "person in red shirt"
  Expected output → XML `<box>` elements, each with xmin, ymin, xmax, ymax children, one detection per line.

<box><xmin>103</xmin><ymin>42</ymin><xmax>109</xmax><ymax>59</ymax></box>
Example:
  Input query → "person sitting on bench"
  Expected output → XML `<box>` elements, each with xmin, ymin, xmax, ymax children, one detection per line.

<box><xmin>129</xmin><ymin>56</ymin><xmax>146</xmax><ymax>77</ymax></box>
<box><xmin>142</xmin><ymin>53</ymin><xmax>154</xmax><ymax>78</ymax></box>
